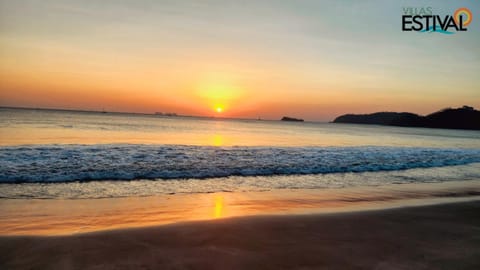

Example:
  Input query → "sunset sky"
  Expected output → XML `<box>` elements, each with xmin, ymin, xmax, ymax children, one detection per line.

<box><xmin>0</xmin><ymin>0</ymin><xmax>479</xmax><ymax>121</ymax></box>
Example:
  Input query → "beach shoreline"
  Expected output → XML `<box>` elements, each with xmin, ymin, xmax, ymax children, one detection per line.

<box><xmin>1</xmin><ymin>180</ymin><xmax>480</xmax><ymax>236</ymax></box>
<box><xmin>1</xmin><ymin>200</ymin><xmax>479</xmax><ymax>269</ymax></box>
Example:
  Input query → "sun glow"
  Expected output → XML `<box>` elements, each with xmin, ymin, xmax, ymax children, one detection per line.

<box><xmin>195</xmin><ymin>74</ymin><xmax>245</xmax><ymax>116</ymax></box>
<box><xmin>214</xmin><ymin>195</ymin><xmax>224</xmax><ymax>218</ymax></box>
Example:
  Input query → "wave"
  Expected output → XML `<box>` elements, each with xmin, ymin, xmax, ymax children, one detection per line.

<box><xmin>419</xmin><ymin>25</ymin><xmax>454</xmax><ymax>34</ymax></box>
<box><xmin>1</xmin><ymin>145</ymin><xmax>480</xmax><ymax>183</ymax></box>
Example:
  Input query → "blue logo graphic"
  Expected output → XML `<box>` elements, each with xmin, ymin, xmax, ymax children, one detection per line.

<box><xmin>419</xmin><ymin>25</ymin><xmax>454</xmax><ymax>34</ymax></box>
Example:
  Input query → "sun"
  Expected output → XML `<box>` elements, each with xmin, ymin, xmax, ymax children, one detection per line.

<box><xmin>216</xmin><ymin>107</ymin><xmax>223</xmax><ymax>113</ymax></box>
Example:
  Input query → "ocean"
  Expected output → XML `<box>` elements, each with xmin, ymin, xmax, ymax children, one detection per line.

<box><xmin>1</xmin><ymin>107</ymin><xmax>480</xmax><ymax>200</ymax></box>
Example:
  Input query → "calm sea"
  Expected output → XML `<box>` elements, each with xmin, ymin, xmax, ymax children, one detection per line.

<box><xmin>1</xmin><ymin>107</ymin><xmax>480</xmax><ymax>199</ymax></box>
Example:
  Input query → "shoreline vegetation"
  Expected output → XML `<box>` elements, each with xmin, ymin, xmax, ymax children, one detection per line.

<box><xmin>333</xmin><ymin>105</ymin><xmax>480</xmax><ymax>130</ymax></box>
<box><xmin>1</xmin><ymin>200</ymin><xmax>479</xmax><ymax>269</ymax></box>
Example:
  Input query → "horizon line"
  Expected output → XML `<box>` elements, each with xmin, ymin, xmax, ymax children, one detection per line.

<box><xmin>0</xmin><ymin>105</ymin><xmax>330</xmax><ymax>123</ymax></box>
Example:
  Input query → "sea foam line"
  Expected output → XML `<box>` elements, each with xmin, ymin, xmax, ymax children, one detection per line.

<box><xmin>1</xmin><ymin>145</ymin><xmax>480</xmax><ymax>183</ymax></box>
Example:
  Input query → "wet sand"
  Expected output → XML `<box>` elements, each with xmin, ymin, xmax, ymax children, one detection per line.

<box><xmin>1</xmin><ymin>180</ymin><xmax>480</xmax><ymax>236</ymax></box>
<box><xmin>1</xmin><ymin>200</ymin><xmax>479</xmax><ymax>270</ymax></box>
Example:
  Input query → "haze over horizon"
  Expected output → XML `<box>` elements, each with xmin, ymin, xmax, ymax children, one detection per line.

<box><xmin>1</xmin><ymin>0</ymin><xmax>479</xmax><ymax>121</ymax></box>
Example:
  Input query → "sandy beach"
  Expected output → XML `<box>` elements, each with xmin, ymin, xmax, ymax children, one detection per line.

<box><xmin>1</xmin><ymin>0</ymin><xmax>479</xmax><ymax>269</ymax></box>
<box><xmin>1</xmin><ymin>200</ymin><xmax>479</xmax><ymax>269</ymax></box>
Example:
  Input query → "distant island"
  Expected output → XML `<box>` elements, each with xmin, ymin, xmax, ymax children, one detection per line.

<box><xmin>333</xmin><ymin>106</ymin><xmax>480</xmax><ymax>130</ymax></box>
<box><xmin>281</xmin><ymin>116</ymin><xmax>304</xmax><ymax>122</ymax></box>
<box><xmin>155</xmin><ymin>112</ymin><xmax>178</xmax><ymax>117</ymax></box>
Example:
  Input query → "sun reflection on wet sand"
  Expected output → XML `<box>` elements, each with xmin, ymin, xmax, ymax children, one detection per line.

<box><xmin>214</xmin><ymin>195</ymin><xmax>224</xmax><ymax>218</ymax></box>
<box><xmin>0</xmin><ymin>181</ymin><xmax>479</xmax><ymax>236</ymax></box>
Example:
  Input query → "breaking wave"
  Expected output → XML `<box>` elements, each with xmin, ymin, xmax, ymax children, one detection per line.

<box><xmin>1</xmin><ymin>144</ymin><xmax>480</xmax><ymax>183</ymax></box>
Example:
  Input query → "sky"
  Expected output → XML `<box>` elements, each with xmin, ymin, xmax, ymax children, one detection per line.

<box><xmin>0</xmin><ymin>0</ymin><xmax>479</xmax><ymax>121</ymax></box>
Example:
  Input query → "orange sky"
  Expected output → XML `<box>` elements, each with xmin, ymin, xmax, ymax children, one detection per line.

<box><xmin>1</xmin><ymin>1</ymin><xmax>479</xmax><ymax>121</ymax></box>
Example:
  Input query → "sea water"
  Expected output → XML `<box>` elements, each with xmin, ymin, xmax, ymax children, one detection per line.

<box><xmin>1</xmin><ymin>107</ymin><xmax>479</xmax><ymax>199</ymax></box>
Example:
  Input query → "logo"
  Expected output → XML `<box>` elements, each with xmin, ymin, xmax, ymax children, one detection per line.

<box><xmin>402</xmin><ymin>7</ymin><xmax>472</xmax><ymax>34</ymax></box>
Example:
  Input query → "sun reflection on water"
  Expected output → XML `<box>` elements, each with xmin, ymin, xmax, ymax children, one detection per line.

<box><xmin>211</xmin><ymin>134</ymin><xmax>224</xmax><ymax>146</ymax></box>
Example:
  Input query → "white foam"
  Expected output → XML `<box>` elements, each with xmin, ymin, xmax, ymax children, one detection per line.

<box><xmin>1</xmin><ymin>144</ymin><xmax>480</xmax><ymax>183</ymax></box>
